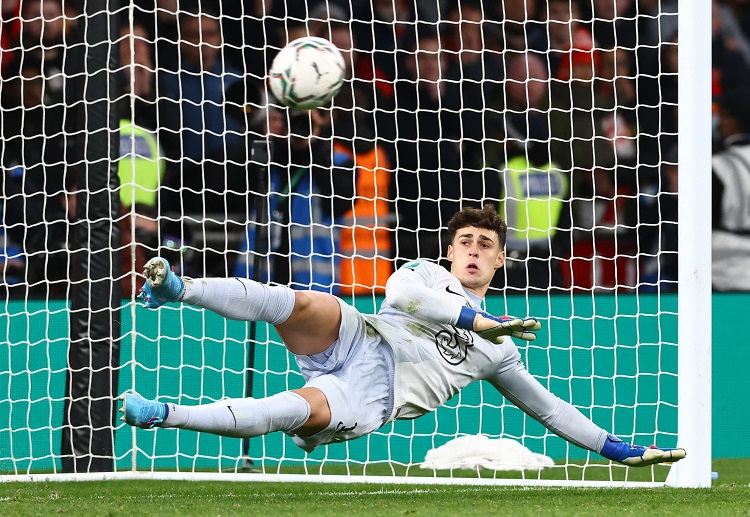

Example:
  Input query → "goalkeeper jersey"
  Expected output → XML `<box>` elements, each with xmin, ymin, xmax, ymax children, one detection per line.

<box><xmin>363</xmin><ymin>260</ymin><xmax>518</xmax><ymax>421</ymax></box>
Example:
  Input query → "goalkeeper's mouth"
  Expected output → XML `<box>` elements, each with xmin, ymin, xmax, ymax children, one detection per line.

<box><xmin>465</xmin><ymin>262</ymin><xmax>480</xmax><ymax>274</ymax></box>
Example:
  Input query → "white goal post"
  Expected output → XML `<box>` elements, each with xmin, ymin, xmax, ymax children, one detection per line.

<box><xmin>665</xmin><ymin>0</ymin><xmax>712</xmax><ymax>489</ymax></box>
<box><xmin>0</xmin><ymin>1</ymin><xmax>711</xmax><ymax>488</ymax></box>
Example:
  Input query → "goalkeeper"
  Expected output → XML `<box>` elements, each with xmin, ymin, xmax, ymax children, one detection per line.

<box><xmin>121</xmin><ymin>205</ymin><xmax>685</xmax><ymax>467</ymax></box>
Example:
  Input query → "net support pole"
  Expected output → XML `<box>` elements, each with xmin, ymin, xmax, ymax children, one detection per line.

<box><xmin>61</xmin><ymin>0</ymin><xmax>122</xmax><ymax>473</ymax></box>
<box><xmin>665</xmin><ymin>0</ymin><xmax>712</xmax><ymax>488</ymax></box>
<box><xmin>242</xmin><ymin>139</ymin><xmax>272</xmax><ymax>467</ymax></box>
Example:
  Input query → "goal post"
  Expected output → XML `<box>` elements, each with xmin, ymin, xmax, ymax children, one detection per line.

<box><xmin>0</xmin><ymin>1</ymin><xmax>712</xmax><ymax>488</ymax></box>
<box><xmin>665</xmin><ymin>0</ymin><xmax>713</xmax><ymax>489</ymax></box>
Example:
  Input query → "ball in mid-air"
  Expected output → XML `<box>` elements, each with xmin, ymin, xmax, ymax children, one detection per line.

<box><xmin>268</xmin><ymin>36</ymin><xmax>345</xmax><ymax>110</ymax></box>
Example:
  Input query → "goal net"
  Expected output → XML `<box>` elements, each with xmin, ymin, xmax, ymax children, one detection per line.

<box><xmin>0</xmin><ymin>0</ymin><xmax>706</xmax><ymax>486</ymax></box>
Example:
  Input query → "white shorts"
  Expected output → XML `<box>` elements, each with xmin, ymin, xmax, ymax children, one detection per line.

<box><xmin>290</xmin><ymin>298</ymin><xmax>394</xmax><ymax>452</ymax></box>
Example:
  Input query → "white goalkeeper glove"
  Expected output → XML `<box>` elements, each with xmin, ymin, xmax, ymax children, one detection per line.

<box><xmin>456</xmin><ymin>307</ymin><xmax>542</xmax><ymax>344</ymax></box>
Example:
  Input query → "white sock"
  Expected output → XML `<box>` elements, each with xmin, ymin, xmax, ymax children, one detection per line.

<box><xmin>180</xmin><ymin>277</ymin><xmax>295</xmax><ymax>325</ymax></box>
<box><xmin>163</xmin><ymin>392</ymin><xmax>311</xmax><ymax>438</ymax></box>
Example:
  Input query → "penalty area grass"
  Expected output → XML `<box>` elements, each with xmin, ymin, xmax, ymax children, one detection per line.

<box><xmin>0</xmin><ymin>459</ymin><xmax>748</xmax><ymax>516</ymax></box>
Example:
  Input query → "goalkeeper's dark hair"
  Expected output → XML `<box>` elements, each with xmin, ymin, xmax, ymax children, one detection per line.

<box><xmin>447</xmin><ymin>205</ymin><xmax>507</xmax><ymax>247</ymax></box>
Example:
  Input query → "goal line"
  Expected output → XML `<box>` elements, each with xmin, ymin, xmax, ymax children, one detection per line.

<box><xmin>0</xmin><ymin>471</ymin><xmax>664</xmax><ymax>488</ymax></box>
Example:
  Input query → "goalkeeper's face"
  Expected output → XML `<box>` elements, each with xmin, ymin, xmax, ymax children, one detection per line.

<box><xmin>447</xmin><ymin>226</ymin><xmax>505</xmax><ymax>292</ymax></box>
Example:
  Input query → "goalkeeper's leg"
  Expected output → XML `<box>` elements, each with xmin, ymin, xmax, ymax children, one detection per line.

<box><xmin>141</xmin><ymin>257</ymin><xmax>342</xmax><ymax>355</ymax></box>
<box><xmin>120</xmin><ymin>386</ymin><xmax>330</xmax><ymax>438</ymax></box>
<box><xmin>490</xmin><ymin>358</ymin><xmax>686</xmax><ymax>467</ymax></box>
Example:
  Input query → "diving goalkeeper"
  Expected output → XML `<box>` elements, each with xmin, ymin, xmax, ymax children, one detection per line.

<box><xmin>121</xmin><ymin>205</ymin><xmax>685</xmax><ymax>467</ymax></box>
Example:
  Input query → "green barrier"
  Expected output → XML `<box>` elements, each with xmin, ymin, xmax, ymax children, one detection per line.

<box><xmin>0</xmin><ymin>293</ymin><xmax>744</xmax><ymax>474</ymax></box>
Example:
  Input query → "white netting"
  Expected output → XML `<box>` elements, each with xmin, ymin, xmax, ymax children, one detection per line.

<box><xmin>0</xmin><ymin>0</ymin><xmax>682</xmax><ymax>484</ymax></box>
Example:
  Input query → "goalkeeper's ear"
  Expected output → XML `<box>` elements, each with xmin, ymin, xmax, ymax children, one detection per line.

<box><xmin>494</xmin><ymin>249</ymin><xmax>506</xmax><ymax>269</ymax></box>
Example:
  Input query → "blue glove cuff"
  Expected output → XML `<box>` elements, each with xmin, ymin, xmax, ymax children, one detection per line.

<box><xmin>456</xmin><ymin>306</ymin><xmax>478</xmax><ymax>330</ymax></box>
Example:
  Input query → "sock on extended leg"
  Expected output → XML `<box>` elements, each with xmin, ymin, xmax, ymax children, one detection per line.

<box><xmin>162</xmin><ymin>392</ymin><xmax>311</xmax><ymax>439</ymax></box>
<box><xmin>181</xmin><ymin>277</ymin><xmax>295</xmax><ymax>324</ymax></box>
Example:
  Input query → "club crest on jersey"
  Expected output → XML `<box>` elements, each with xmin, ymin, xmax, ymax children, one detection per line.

<box><xmin>434</xmin><ymin>327</ymin><xmax>474</xmax><ymax>365</ymax></box>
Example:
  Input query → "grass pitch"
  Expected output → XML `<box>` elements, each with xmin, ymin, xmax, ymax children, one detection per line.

<box><xmin>1</xmin><ymin>459</ymin><xmax>748</xmax><ymax>516</ymax></box>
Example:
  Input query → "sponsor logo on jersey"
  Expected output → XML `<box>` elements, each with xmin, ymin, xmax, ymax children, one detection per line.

<box><xmin>434</xmin><ymin>327</ymin><xmax>474</xmax><ymax>365</ymax></box>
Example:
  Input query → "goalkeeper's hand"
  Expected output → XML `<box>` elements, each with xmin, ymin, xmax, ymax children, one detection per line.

<box><xmin>472</xmin><ymin>313</ymin><xmax>542</xmax><ymax>344</ymax></box>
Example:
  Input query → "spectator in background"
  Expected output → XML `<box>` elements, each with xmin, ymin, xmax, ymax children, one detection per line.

<box><xmin>713</xmin><ymin>0</ymin><xmax>750</xmax><ymax>72</ymax></box>
<box><xmin>659</xmin><ymin>36</ymin><xmax>679</xmax><ymax>156</ymax></box>
<box><xmin>597</xmin><ymin>48</ymin><xmax>637</xmax><ymax>168</ymax></box>
<box><xmin>543</xmin><ymin>0</ymin><xmax>638</xmax><ymax>175</ymax></box>
<box><xmin>118</xmin><ymin>21</ymin><xmax>157</xmax><ymax>129</ymax></box>
<box><xmin>543</xmin><ymin>0</ymin><xmax>586</xmax><ymax>78</ymax></box>
<box><xmin>503</xmin><ymin>53</ymin><xmax>550</xmax><ymax>165</ymax></box>
<box><xmin>564</xmin><ymin>168</ymin><xmax>638</xmax><ymax>292</ymax></box>
<box><xmin>14</xmin><ymin>0</ymin><xmax>68</xmax><ymax>104</ymax></box>
<box><xmin>117</xmin><ymin>22</ymin><xmax>166</xmax><ymax>298</ymax></box>
<box><xmin>351</xmin><ymin>0</ymin><xmax>413</xmax><ymax>82</ymax></box>
<box><xmin>159</xmin><ymin>10</ymin><xmax>242</xmax><ymax>160</ymax></box>
<box><xmin>712</xmin><ymin>88</ymin><xmax>750</xmax><ymax>290</ymax></box>
<box><xmin>638</xmin><ymin>146</ymin><xmax>678</xmax><ymax>293</ymax></box>
<box><xmin>0</xmin><ymin>0</ymin><xmax>21</xmax><ymax>76</ymax></box>
<box><xmin>547</xmin><ymin>12</ymin><xmax>640</xmax><ymax>291</ymax></box>
<box><xmin>1</xmin><ymin>64</ymin><xmax>67</xmax><ymax>296</ymax></box>
<box><xmin>727</xmin><ymin>0</ymin><xmax>750</xmax><ymax>39</ymax></box>
<box><xmin>0</xmin><ymin>226</ymin><xmax>24</xmax><ymax>289</ymax></box>
<box><xmin>234</xmin><ymin>108</ymin><xmax>356</xmax><ymax>292</ymax></box>
<box><xmin>713</xmin><ymin>0</ymin><xmax>750</xmax><ymax>147</ymax></box>
<box><xmin>0</xmin><ymin>0</ymin><xmax>77</xmax><ymax>297</ymax></box>
<box><xmin>498</xmin><ymin>140</ymin><xmax>571</xmax><ymax>293</ymax></box>
<box><xmin>632</xmin><ymin>0</ymin><xmax>677</xmax><ymax>175</ymax></box>
<box><xmin>309</xmin><ymin>5</ymin><xmax>395</xmax><ymax>295</ymax></box>
<box><xmin>237</xmin><ymin>4</ymin><xmax>395</xmax><ymax>295</ymax></box>
<box><xmin>590</xmin><ymin>0</ymin><xmax>638</xmax><ymax>50</ymax></box>
<box><xmin>157</xmin><ymin>9</ymin><xmax>247</xmax><ymax>214</ymax></box>
<box><xmin>495</xmin><ymin>54</ymin><xmax>571</xmax><ymax>293</ymax></box>
<box><xmin>309</xmin><ymin>3</ymin><xmax>393</xmax><ymax>136</ymax></box>
<box><xmin>331</xmin><ymin>136</ymin><xmax>393</xmax><ymax>295</ymax></box>
<box><xmin>389</xmin><ymin>28</ymin><xmax>465</xmax><ymax>262</ymax></box>
<box><xmin>546</xmin><ymin>0</ymin><xmax>587</xmax><ymax>79</ymax></box>
<box><xmin>444</xmin><ymin>1</ymin><xmax>505</xmax><ymax>174</ymax></box>
<box><xmin>500</xmin><ymin>0</ymin><xmax>546</xmax><ymax>52</ymax></box>
<box><xmin>549</xmin><ymin>27</ymin><xmax>611</xmax><ymax>174</ymax></box>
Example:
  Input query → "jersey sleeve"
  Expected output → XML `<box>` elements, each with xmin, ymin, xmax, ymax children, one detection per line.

<box><xmin>384</xmin><ymin>261</ymin><xmax>467</xmax><ymax>327</ymax></box>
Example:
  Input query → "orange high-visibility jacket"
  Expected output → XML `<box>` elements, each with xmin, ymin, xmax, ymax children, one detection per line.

<box><xmin>334</xmin><ymin>142</ymin><xmax>393</xmax><ymax>295</ymax></box>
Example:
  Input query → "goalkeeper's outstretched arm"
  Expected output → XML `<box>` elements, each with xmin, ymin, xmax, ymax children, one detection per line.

<box><xmin>489</xmin><ymin>357</ymin><xmax>686</xmax><ymax>467</ymax></box>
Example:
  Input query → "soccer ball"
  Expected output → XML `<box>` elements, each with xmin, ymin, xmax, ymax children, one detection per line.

<box><xmin>268</xmin><ymin>37</ymin><xmax>345</xmax><ymax>110</ymax></box>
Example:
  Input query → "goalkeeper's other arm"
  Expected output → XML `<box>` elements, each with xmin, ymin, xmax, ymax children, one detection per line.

<box><xmin>457</xmin><ymin>307</ymin><xmax>542</xmax><ymax>344</ymax></box>
<box><xmin>385</xmin><ymin>264</ymin><xmax>541</xmax><ymax>343</ymax></box>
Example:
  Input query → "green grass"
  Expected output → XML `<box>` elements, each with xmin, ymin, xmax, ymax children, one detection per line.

<box><xmin>1</xmin><ymin>459</ymin><xmax>748</xmax><ymax>516</ymax></box>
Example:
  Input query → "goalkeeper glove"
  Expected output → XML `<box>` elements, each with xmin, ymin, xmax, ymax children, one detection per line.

<box><xmin>457</xmin><ymin>307</ymin><xmax>542</xmax><ymax>344</ymax></box>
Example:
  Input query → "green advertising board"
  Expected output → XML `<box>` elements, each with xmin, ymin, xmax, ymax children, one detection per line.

<box><xmin>0</xmin><ymin>293</ymin><xmax>744</xmax><ymax>473</ymax></box>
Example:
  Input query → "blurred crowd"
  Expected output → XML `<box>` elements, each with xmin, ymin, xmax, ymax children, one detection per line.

<box><xmin>0</xmin><ymin>0</ymin><xmax>746</xmax><ymax>297</ymax></box>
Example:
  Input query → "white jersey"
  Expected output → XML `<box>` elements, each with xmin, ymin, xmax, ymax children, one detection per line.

<box><xmin>363</xmin><ymin>260</ymin><xmax>518</xmax><ymax>421</ymax></box>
